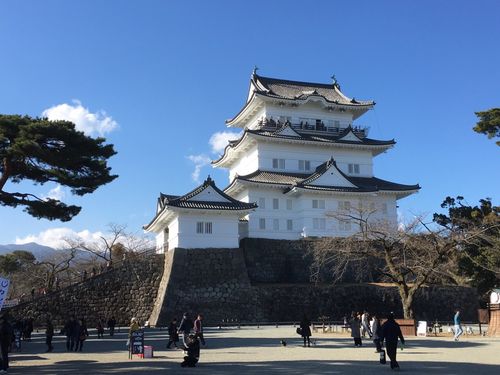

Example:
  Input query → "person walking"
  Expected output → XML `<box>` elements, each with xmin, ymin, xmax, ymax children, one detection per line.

<box><xmin>380</xmin><ymin>312</ymin><xmax>405</xmax><ymax>371</ymax></box>
<box><xmin>107</xmin><ymin>316</ymin><xmax>117</xmax><ymax>336</ymax></box>
<box><xmin>96</xmin><ymin>319</ymin><xmax>105</xmax><ymax>339</ymax></box>
<box><xmin>299</xmin><ymin>315</ymin><xmax>312</xmax><ymax>347</ymax></box>
<box><xmin>180</xmin><ymin>334</ymin><xmax>200</xmax><ymax>367</ymax></box>
<box><xmin>361</xmin><ymin>311</ymin><xmax>372</xmax><ymax>338</ymax></box>
<box><xmin>0</xmin><ymin>313</ymin><xmax>14</xmax><ymax>373</ymax></box>
<box><xmin>178</xmin><ymin>313</ymin><xmax>194</xmax><ymax>350</ymax></box>
<box><xmin>45</xmin><ymin>318</ymin><xmax>54</xmax><ymax>352</ymax></box>
<box><xmin>166</xmin><ymin>318</ymin><xmax>179</xmax><ymax>349</ymax></box>
<box><xmin>350</xmin><ymin>312</ymin><xmax>362</xmax><ymax>347</ymax></box>
<box><xmin>194</xmin><ymin>314</ymin><xmax>205</xmax><ymax>346</ymax></box>
<box><xmin>75</xmin><ymin>319</ymin><xmax>88</xmax><ymax>351</ymax></box>
<box><xmin>453</xmin><ymin>309</ymin><xmax>463</xmax><ymax>341</ymax></box>
<box><xmin>371</xmin><ymin>314</ymin><xmax>383</xmax><ymax>353</ymax></box>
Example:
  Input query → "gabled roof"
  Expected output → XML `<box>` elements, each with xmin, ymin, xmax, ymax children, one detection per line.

<box><xmin>252</xmin><ymin>74</ymin><xmax>375</xmax><ymax>107</ymax></box>
<box><xmin>144</xmin><ymin>176</ymin><xmax>257</xmax><ymax>232</ymax></box>
<box><xmin>226</xmin><ymin>72</ymin><xmax>375</xmax><ymax>126</ymax></box>
<box><xmin>226</xmin><ymin>159</ymin><xmax>420</xmax><ymax>196</ymax></box>
<box><xmin>157</xmin><ymin>176</ymin><xmax>257</xmax><ymax>211</ymax></box>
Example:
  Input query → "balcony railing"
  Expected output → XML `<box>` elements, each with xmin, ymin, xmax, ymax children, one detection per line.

<box><xmin>256</xmin><ymin>118</ymin><xmax>368</xmax><ymax>138</ymax></box>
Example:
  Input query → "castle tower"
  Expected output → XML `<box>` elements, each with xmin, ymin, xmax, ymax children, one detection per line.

<box><xmin>212</xmin><ymin>72</ymin><xmax>420</xmax><ymax>239</ymax></box>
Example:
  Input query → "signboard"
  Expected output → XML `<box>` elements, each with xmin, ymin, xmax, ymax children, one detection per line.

<box><xmin>129</xmin><ymin>330</ymin><xmax>144</xmax><ymax>358</ymax></box>
<box><xmin>0</xmin><ymin>277</ymin><xmax>10</xmax><ymax>311</ymax></box>
<box><xmin>417</xmin><ymin>321</ymin><xmax>427</xmax><ymax>337</ymax></box>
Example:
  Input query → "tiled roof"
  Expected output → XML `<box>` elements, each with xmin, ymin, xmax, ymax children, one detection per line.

<box><xmin>253</xmin><ymin>74</ymin><xmax>374</xmax><ymax>106</ymax></box>
<box><xmin>248</xmin><ymin>125</ymin><xmax>395</xmax><ymax>146</ymax></box>
<box><xmin>234</xmin><ymin>167</ymin><xmax>420</xmax><ymax>193</ymax></box>
<box><xmin>159</xmin><ymin>176</ymin><xmax>257</xmax><ymax>211</ymax></box>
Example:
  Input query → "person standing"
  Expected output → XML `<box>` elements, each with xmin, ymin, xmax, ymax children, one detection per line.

<box><xmin>166</xmin><ymin>318</ymin><xmax>179</xmax><ymax>349</ymax></box>
<box><xmin>63</xmin><ymin>316</ymin><xmax>77</xmax><ymax>351</ymax></box>
<box><xmin>371</xmin><ymin>314</ymin><xmax>383</xmax><ymax>353</ymax></box>
<box><xmin>0</xmin><ymin>313</ymin><xmax>14</xmax><ymax>373</ymax></box>
<box><xmin>178</xmin><ymin>313</ymin><xmax>194</xmax><ymax>349</ymax></box>
<box><xmin>381</xmin><ymin>312</ymin><xmax>405</xmax><ymax>371</ymax></box>
<box><xmin>46</xmin><ymin>318</ymin><xmax>54</xmax><ymax>352</ymax></box>
<box><xmin>350</xmin><ymin>313</ymin><xmax>362</xmax><ymax>347</ymax></box>
<box><xmin>107</xmin><ymin>316</ymin><xmax>117</xmax><ymax>336</ymax></box>
<box><xmin>194</xmin><ymin>314</ymin><xmax>205</xmax><ymax>346</ymax></box>
<box><xmin>299</xmin><ymin>315</ymin><xmax>312</xmax><ymax>347</ymax></box>
<box><xmin>75</xmin><ymin>319</ymin><xmax>88</xmax><ymax>351</ymax></box>
<box><xmin>453</xmin><ymin>309</ymin><xmax>463</xmax><ymax>341</ymax></box>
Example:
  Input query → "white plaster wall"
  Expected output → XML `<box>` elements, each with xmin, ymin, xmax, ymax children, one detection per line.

<box><xmin>176</xmin><ymin>213</ymin><xmax>241</xmax><ymax>249</ymax></box>
<box><xmin>229</xmin><ymin>146</ymin><xmax>259</xmax><ymax>181</ymax></box>
<box><xmin>189</xmin><ymin>186</ymin><xmax>231</xmax><ymax>202</ymax></box>
<box><xmin>257</xmin><ymin>142</ymin><xmax>373</xmax><ymax>177</ymax></box>
<box><xmin>238</xmin><ymin>187</ymin><xmax>398</xmax><ymax>240</ymax></box>
<box><xmin>167</xmin><ymin>218</ymin><xmax>180</xmax><ymax>250</ymax></box>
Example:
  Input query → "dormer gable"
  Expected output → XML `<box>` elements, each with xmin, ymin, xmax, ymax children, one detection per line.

<box><xmin>337</xmin><ymin>126</ymin><xmax>363</xmax><ymax>143</ymax></box>
<box><xmin>299</xmin><ymin>158</ymin><xmax>357</xmax><ymax>188</ymax></box>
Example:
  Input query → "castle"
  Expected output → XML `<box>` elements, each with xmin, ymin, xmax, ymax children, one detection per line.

<box><xmin>144</xmin><ymin>71</ymin><xmax>420</xmax><ymax>250</ymax></box>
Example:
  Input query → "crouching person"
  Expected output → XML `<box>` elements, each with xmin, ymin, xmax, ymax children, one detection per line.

<box><xmin>181</xmin><ymin>334</ymin><xmax>200</xmax><ymax>368</ymax></box>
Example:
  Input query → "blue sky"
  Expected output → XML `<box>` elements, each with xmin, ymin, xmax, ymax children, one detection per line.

<box><xmin>0</xmin><ymin>0</ymin><xmax>499</xmax><ymax>247</ymax></box>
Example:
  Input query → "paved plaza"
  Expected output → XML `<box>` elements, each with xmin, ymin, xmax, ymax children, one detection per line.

<box><xmin>9</xmin><ymin>326</ymin><xmax>500</xmax><ymax>374</ymax></box>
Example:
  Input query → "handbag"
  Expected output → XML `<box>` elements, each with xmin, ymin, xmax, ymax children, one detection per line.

<box><xmin>296</xmin><ymin>327</ymin><xmax>302</xmax><ymax>335</ymax></box>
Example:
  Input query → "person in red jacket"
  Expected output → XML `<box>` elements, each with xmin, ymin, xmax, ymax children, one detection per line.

<box><xmin>194</xmin><ymin>314</ymin><xmax>205</xmax><ymax>345</ymax></box>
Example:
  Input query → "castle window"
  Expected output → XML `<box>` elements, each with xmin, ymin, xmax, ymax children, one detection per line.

<box><xmin>312</xmin><ymin>199</ymin><xmax>325</xmax><ymax>209</ymax></box>
<box><xmin>298</xmin><ymin>160</ymin><xmax>311</xmax><ymax>171</ymax></box>
<box><xmin>313</xmin><ymin>218</ymin><xmax>326</xmax><ymax>230</ymax></box>
<box><xmin>273</xmin><ymin>219</ymin><xmax>279</xmax><ymax>231</ymax></box>
<box><xmin>339</xmin><ymin>219</ymin><xmax>351</xmax><ymax>231</ymax></box>
<box><xmin>338</xmin><ymin>201</ymin><xmax>351</xmax><ymax>211</ymax></box>
<box><xmin>259</xmin><ymin>218</ymin><xmax>266</xmax><ymax>230</ymax></box>
<box><xmin>287</xmin><ymin>219</ymin><xmax>293</xmax><ymax>231</ymax></box>
<box><xmin>286</xmin><ymin>199</ymin><xmax>293</xmax><ymax>210</ymax></box>
<box><xmin>272</xmin><ymin>158</ymin><xmax>285</xmax><ymax>169</ymax></box>
<box><xmin>259</xmin><ymin>197</ymin><xmax>266</xmax><ymax>209</ymax></box>
<box><xmin>196</xmin><ymin>221</ymin><xmax>213</xmax><ymax>234</ymax></box>
<box><xmin>273</xmin><ymin>198</ymin><xmax>279</xmax><ymax>209</ymax></box>
<box><xmin>348</xmin><ymin>163</ymin><xmax>360</xmax><ymax>174</ymax></box>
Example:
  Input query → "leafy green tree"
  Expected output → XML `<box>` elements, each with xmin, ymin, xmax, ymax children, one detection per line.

<box><xmin>434</xmin><ymin>196</ymin><xmax>500</xmax><ymax>297</ymax></box>
<box><xmin>0</xmin><ymin>250</ymin><xmax>36</xmax><ymax>274</ymax></box>
<box><xmin>0</xmin><ymin>115</ymin><xmax>117</xmax><ymax>221</ymax></box>
<box><xmin>473</xmin><ymin>108</ymin><xmax>500</xmax><ymax>146</ymax></box>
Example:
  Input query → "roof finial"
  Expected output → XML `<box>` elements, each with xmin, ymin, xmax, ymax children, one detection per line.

<box><xmin>331</xmin><ymin>74</ymin><xmax>340</xmax><ymax>89</ymax></box>
<box><xmin>253</xmin><ymin>65</ymin><xmax>259</xmax><ymax>76</ymax></box>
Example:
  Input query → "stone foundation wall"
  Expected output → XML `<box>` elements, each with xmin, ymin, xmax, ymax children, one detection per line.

<box><xmin>7</xmin><ymin>255</ymin><xmax>164</xmax><ymax>327</ymax></box>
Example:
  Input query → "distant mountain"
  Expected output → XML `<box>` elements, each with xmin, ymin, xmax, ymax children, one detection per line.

<box><xmin>0</xmin><ymin>242</ymin><xmax>58</xmax><ymax>260</ymax></box>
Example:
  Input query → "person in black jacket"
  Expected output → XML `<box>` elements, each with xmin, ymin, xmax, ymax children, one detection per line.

<box><xmin>166</xmin><ymin>318</ymin><xmax>179</xmax><ymax>349</ymax></box>
<box><xmin>180</xmin><ymin>334</ymin><xmax>200</xmax><ymax>367</ymax></box>
<box><xmin>46</xmin><ymin>318</ymin><xmax>54</xmax><ymax>352</ymax></box>
<box><xmin>62</xmin><ymin>316</ymin><xmax>78</xmax><ymax>351</ymax></box>
<box><xmin>74</xmin><ymin>319</ymin><xmax>88</xmax><ymax>351</ymax></box>
<box><xmin>107</xmin><ymin>316</ymin><xmax>117</xmax><ymax>336</ymax></box>
<box><xmin>380</xmin><ymin>312</ymin><xmax>405</xmax><ymax>370</ymax></box>
<box><xmin>0</xmin><ymin>313</ymin><xmax>13</xmax><ymax>372</ymax></box>
<box><xmin>299</xmin><ymin>315</ymin><xmax>312</xmax><ymax>347</ymax></box>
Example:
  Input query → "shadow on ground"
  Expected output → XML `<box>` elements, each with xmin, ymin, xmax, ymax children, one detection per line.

<box><xmin>8</xmin><ymin>359</ymin><xmax>500</xmax><ymax>375</ymax></box>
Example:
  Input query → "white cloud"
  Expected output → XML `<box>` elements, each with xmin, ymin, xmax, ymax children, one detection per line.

<box><xmin>15</xmin><ymin>228</ymin><xmax>104</xmax><ymax>249</ymax></box>
<box><xmin>209</xmin><ymin>131</ymin><xmax>241</xmax><ymax>155</ymax></box>
<box><xmin>42</xmin><ymin>100</ymin><xmax>118</xmax><ymax>137</ymax></box>
<box><xmin>43</xmin><ymin>184</ymin><xmax>65</xmax><ymax>201</ymax></box>
<box><xmin>186</xmin><ymin>131</ymin><xmax>241</xmax><ymax>183</ymax></box>
<box><xmin>187</xmin><ymin>154</ymin><xmax>211</xmax><ymax>183</ymax></box>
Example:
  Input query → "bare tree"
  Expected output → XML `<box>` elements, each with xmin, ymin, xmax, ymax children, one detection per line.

<box><xmin>311</xmin><ymin>205</ymin><xmax>498</xmax><ymax>319</ymax></box>
<box><xmin>33</xmin><ymin>247</ymin><xmax>78</xmax><ymax>291</ymax></box>
<box><xmin>70</xmin><ymin>223</ymin><xmax>154</xmax><ymax>266</ymax></box>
